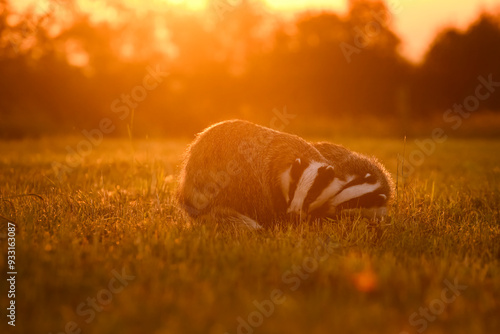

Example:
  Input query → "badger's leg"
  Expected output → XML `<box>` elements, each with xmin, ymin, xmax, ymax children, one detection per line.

<box><xmin>200</xmin><ymin>207</ymin><xmax>263</xmax><ymax>230</ymax></box>
<box><xmin>233</xmin><ymin>213</ymin><xmax>263</xmax><ymax>230</ymax></box>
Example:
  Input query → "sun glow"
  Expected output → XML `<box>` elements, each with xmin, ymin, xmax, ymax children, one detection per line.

<box><xmin>264</xmin><ymin>0</ymin><xmax>347</xmax><ymax>13</ymax></box>
<box><xmin>8</xmin><ymin>0</ymin><xmax>500</xmax><ymax>62</ymax></box>
<box><xmin>11</xmin><ymin>0</ymin><xmax>347</xmax><ymax>14</ymax></box>
<box><xmin>123</xmin><ymin>0</ymin><xmax>207</xmax><ymax>11</ymax></box>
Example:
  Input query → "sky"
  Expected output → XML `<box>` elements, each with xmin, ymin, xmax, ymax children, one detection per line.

<box><xmin>10</xmin><ymin>0</ymin><xmax>500</xmax><ymax>62</ymax></box>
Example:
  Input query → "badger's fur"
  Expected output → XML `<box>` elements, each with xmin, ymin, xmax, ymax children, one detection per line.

<box><xmin>311</xmin><ymin>142</ymin><xmax>394</xmax><ymax>219</ymax></box>
<box><xmin>177</xmin><ymin>120</ymin><xmax>337</xmax><ymax>228</ymax></box>
<box><xmin>177</xmin><ymin>120</ymin><xmax>394</xmax><ymax>229</ymax></box>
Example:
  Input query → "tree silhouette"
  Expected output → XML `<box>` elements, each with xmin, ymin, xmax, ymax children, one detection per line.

<box><xmin>0</xmin><ymin>0</ymin><xmax>499</xmax><ymax>138</ymax></box>
<box><xmin>414</xmin><ymin>13</ymin><xmax>500</xmax><ymax>114</ymax></box>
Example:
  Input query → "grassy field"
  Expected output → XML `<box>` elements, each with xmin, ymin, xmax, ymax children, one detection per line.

<box><xmin>1</xmin><ymin>135</ymin><xmax>499</xmax><ymax>334</ymax></box>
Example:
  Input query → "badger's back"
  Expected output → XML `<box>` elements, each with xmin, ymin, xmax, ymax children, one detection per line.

<box><xmin>313</xmin><ymin>142</ymin><xmax>351</xmax><ymax>164</ymax></box>
<box><xmin>178</xmin><ymin>120</ymin><xmax>270</xmax><ymax>218</ymax></box>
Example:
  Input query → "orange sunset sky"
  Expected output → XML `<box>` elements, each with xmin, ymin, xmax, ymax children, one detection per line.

<box><xmin>10</xmin><ymin>0</ymin><xmax>500</xmax><ymax>62</ymax></box>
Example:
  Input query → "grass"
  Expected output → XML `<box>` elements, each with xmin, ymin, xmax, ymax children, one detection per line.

<box><xmin>0</xmin><ymin>135</ymin><xmax>499</xmax><ymax>334</ymax></box>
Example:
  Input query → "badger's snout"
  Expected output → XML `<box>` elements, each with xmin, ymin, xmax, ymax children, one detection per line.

<box><xmin>286</xmin><ymin>202</ymin><xmax>304</xmax><ymax>215</ymax></box>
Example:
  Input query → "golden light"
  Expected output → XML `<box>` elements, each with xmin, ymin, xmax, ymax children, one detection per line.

<box><xmin>9</xmin><ymin>0</ymin><xmax>500</xmax><ymax>62</ymax></box>
<box><xmin>264</xmin><ymin>0</ymin><xmax>347</xmax><ymax>13</ymax></box>
<box><xmin>123</xmin><ymin>0</ymin><xmax>206</xmax><ymax>11</ymax></box>
<box><xmin>10</xmin><ymin>0</ymin><xmax>346</xmax><ymax>16</ymax></box>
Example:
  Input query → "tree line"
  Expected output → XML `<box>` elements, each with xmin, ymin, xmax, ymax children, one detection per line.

<box><xmin>0</xmin><ymin>0</ymin><xmax>499</xmax><ymax>137</ymax></box>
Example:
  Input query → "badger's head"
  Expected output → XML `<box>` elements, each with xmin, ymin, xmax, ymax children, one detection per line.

<box><xmin>280</xmin><ymin>157</ymin><xmax>392</xmax><ymax>220</ymax></box>
<box><xmin>327</xmin><ymin>155</ymin><xmax>393</xmax><ymax>219</ymax></box>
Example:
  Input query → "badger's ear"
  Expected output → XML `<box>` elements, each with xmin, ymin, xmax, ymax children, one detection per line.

<box><xmin>324</xmin><ymin>165</ymin><xmax>335</xmax><ymax>178</ymax></box>
<box><xmin>290</xmin><ymin>158</ymin><xmax>305</xmax><ymax>180</ymax></box>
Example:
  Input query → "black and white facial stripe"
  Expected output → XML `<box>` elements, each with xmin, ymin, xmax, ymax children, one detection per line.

<box><xmin>280</xmin><ymin>158</ymin><xmax>309</xmax><ymax>204</ymax></box>
<box><xmin>301</xmin><ymin>165</ymin><xmax>335</xmax><ymax>213</ymax></box>
<box><xmin>282</xmin><ymin>161</ymin><xmax>389</xmax><ymax>217</ymax></box>
<box><xmin>285</xmin><ymin>159</ymin><xmax>333</xmax><ymax>215</ymax></box>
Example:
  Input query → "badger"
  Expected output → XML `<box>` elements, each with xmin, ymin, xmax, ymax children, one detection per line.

<box><xmin>177</xmin><ymin>120</ymin><xmax>339</xmax><ymax>229</ymax></box>
<box><xmin>311</xmin><ymin>142</ymin><xmax>394</xmax><ymax>219</ymax></box>
<box><xmin>177</xmin><ymin>120</ymin><xmax>393</xmax><ymax>229</ymax></box>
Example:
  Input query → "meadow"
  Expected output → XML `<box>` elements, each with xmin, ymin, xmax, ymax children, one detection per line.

<box><xmin>0</xmin><ymin>134</ymin><xmax>499</xmax><ymax>334</ymax></box>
